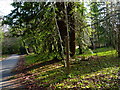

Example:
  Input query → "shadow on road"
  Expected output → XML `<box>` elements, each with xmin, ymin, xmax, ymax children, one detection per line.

<box><xmin>0</xmin><ymin>54</ymin><xmax>24</xmax><ymax>89</ymax></box>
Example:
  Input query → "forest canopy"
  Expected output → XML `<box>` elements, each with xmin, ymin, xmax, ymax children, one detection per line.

<box><xmin>2</xmin><ymin>1</ymin><xmax>120</xmax><ymax>71</ymax></box>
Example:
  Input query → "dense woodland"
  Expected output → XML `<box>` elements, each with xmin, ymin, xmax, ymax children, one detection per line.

<box><xmin>1</xmin><ymin>2</ymin><xmax>120</xmax><ymax>89</ymax></box>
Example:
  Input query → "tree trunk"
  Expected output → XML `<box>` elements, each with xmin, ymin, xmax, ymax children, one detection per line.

<box><xmin>56</xmin><ymin>2</ymin><xmax>67</xmax><ymax>44</ymax></box>
<box><xmin>56</xmin><ymin>2</ymin><xmax>71</xmax><ymax>73</ymax></box>
<box><xmin>90</xmin><ymin>37</ymin><xmax>96</xmax><ymax>50</ymax></box>
<box><xmin>22</xmin><ymin>40</ymin><xmax>29</xmax><ymax>55</ymax></box>
<box><xmin>55</xmin><ymin>2</ymin><xmax>68</xmax><ymax>58</ymax></box>
<box><xmin>65</xmin><ymin>36</ymin><xmax>70</xmax><ymax>73</ymax></box>
<box><xmin>116</xmin><ymin>4</ymin><xmax>120</xmax><ymax>57</ymax></box>
<box><xmin>67</xmin><ymin>2</ymin><xmax>75</xmax><ymax>57</ymax></box>
<box><xmin>79</xmin><ymin>45</ymin><xmax>83</xmax><ymax>54</ymax></box>
<box><xmin>55</xmin><ymin>2</ymin><xmax>75</xmax><ymax>57</ymax></box>
<box><xmin>55</xmin><ymin>3</ymin><xmax>67</xmax><ymax>54</ymax></box>
<box><xmin>117</xmin><ymin>25</ymin><xmax>120</xmax><ymax>57</ymax></box>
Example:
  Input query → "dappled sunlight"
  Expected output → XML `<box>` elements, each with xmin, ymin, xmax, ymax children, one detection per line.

<box><xmin>2</xmin><ymin>1</ymin><xmax>120</xmax><ymax>89</ymax></box>
<box><xmin>29</xmin><ymin>62</ymin><xmax>64</xmax><ymax>75</ymax></box>
<box><xmin>56</xmin><ymin>66</ymin><xmax>119</xmax><ymax>88</ymax></box>
<box><xmin>81</xmin><ymin>50</ymin><xmax>117</xmax><ymax>57</ymax></box>
<box><xmin>20</xmin><ymin>62</ymin><xmax>66</xmax><ymax>88</ymax></box>
<box><xmin>16</xmin><ymin>47</ymin><xmax>120</xmax><ymax>89</ymax></box>
<box><xmin>22</xmin><ymin>55</ymin><xmax>120</xmax><ymax>88</ymax></box>
<box><xmin>1</xmin><ymin>76</ymin><xmax>23</xmax><ymax>89</ymax></box>
<box><xmin>97</xmin><ymin>50</ymin><xmax>117</xmax><ymax>56</ymax></box>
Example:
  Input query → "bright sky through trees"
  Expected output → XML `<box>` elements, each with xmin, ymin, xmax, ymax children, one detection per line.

<box><xmin>0</xmin><ymin>0</ymin><xmax>14</xmax><ymax>16</ymax></box>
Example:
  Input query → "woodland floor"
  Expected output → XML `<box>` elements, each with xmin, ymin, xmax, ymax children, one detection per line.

<box><xmin>0</xmin><ymin>55</ymin><xmax>9</xmax><ymax>61</ymax></box>
<box><xmin>10</xmin><ymin>47</ymin><xmax>120</xmax><ymax>89</ymax></box>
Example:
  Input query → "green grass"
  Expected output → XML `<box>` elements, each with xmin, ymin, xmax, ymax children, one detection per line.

<box><xmin>81</xmin><ymin>50</ymin><xmax>116</xmax><ymax>57</ymax></box>
<box><xmin>0</xmin><ymin>55</ymin><xmax>9</xmax><ymax>58</ymax></box>
<box><xmin>23</xmin><ymin>47</ymin><xmax>120</xmax><ymax>89</ymax></box>
<box><xmin>79</xmin><ymin>47</ymin><xmax>117</xmax><ymax>57</ymax></box>
<box><xmin>25</xmin><ymin>53</ymin><xmax>54</xmax><ymax>66</ymax></box>
<box><xmin>55</xmin><ymin>57</ymin><xmax>119</xmax><ymax>88</ymax></box>
<box><xmin>25</xmin><ymin>54</ymin><xmax>39</xmax><ymax>66</ymax></box>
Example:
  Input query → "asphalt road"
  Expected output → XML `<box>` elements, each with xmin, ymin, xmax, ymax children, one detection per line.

<box><xmin>0</xmin><ymin>54</ymin><xmax>20</xmax><ymax>89</ymax></box>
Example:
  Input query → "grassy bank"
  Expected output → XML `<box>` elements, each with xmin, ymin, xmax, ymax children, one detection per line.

<box><xmin>21</xmin><ymin>47</ymin><xmax>120</xmax><ymax>89</ymax></box>
<box><xmin>0</xmin><ymin>55</ymin><xmax>9</xmax><ymax>61</ymax></box>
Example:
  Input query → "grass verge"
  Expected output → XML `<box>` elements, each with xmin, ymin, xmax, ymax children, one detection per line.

<box><xmin>16</xmin><ymin>47</ymin><xmax>120</xmax><ymax>89</ymax></box>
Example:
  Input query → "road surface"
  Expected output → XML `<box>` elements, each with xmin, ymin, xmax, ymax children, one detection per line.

<box><xmin>0</xmin><ymin>54</ymin><xmax>20</xmax><ymax>89</ymax></box>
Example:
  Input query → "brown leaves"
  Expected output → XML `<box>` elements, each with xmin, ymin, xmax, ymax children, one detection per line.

<box><xmin>12</xmin><ymin>55</ymin><xmax>25</xmax><ymax>73</ymax></box>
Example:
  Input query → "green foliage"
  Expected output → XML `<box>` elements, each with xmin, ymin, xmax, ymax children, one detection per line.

<box><xmin>25</xmin><ymin>52</ymin><xmax>60</xmax><ymax>66</ymax></box>
<box><xmin>2</xmin><ymin>37</ymin><xmax>21</xmax><ymax>54</ymax></box>
<box><xmin>25</xmin><ymin>54</ymin><xmax>39</xmax><ymax>66</ymax></box>
<box><xmin>2</xmin><ymin>3</ymin><xmax>120</xmax><ymax>89</ymax></box>
<box><xmin>3</xmin><ymin>2</ymin><xmax>62</xmax><ymax>57</ymax></box>
<box><xmin>2</xmin><ymin>2</ymin><xmax>120</xmax><ymax>56</ymax></box>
